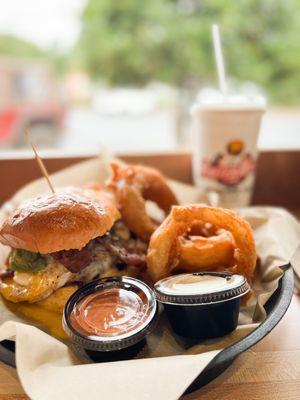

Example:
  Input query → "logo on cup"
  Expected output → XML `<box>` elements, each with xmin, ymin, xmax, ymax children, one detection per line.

<box><xmin>201</xmin><ymin>140</ymin><xmax>256</xmax><ymax>186</ymax></box>
<box><xmin>227</xmin><ymin>140</ymin><xmax>244</xmax><ymax>155</ymax></box>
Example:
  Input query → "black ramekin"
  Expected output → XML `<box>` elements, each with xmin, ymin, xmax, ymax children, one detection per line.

<box><xmin>63</xmin><ymin>276</ymin><xmax>158</xmax><ymax>362</ymax></box>
<box><xmin>154</xmin><ymin>272</ymin><xmax>249</xmax><ymax>340</ymax></box>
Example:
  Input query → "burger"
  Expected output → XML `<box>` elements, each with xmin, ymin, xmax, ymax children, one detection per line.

<box><xmin>0</xmin><ymin>187</ymin><xmax>147</xmax><ymax>303</ymax></box>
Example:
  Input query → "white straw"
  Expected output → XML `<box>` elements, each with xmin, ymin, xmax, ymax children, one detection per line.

<box><xmin>212</xmin><ymin>24</ymin><xmax>227</xmax><ymax>95</ymax></box>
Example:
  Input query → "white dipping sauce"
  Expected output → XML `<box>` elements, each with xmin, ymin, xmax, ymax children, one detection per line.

<box><xmin>157</xmin><ymin>274</ymin><xmax>244</xmax><ymax>296</ymax></box>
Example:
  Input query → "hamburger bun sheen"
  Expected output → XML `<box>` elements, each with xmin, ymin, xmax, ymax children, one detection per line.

<box><xmin>0</xmin><ymin>187</ymin><xmax>120</xmax><ymax>253</ymax></box>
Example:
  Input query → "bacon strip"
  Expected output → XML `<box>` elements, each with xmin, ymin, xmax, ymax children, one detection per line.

<box><xmin>51</xmin><ymin>235</ymin><xmax>146</xmax><ymax>273</ymax></box>
<box><xmin>0</xmin><ymin>270</ymin><xmax>14</xmax><ymax>280</ymax></box>
<box><xmin>102</xmin><ymin>240</ymin><xmax>146</xmax><ymax>267</ymax></box>
<box><xmin>51</xmin><ymin>247</ymin><xmax>92</xmax><ymax>273</ymax></box>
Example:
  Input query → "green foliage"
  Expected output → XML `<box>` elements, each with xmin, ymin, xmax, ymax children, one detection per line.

<box><xmin>0</xmin><ymin>35</ymin><xmax>43</xmax><ymax>58</ymax></box>
<box><xmin>76</xmin><ymin>0</ymin><xmax>300</xmax><ymax>103</ymax></box>
<box><xmin>0</xmin><ymin>35</ymin><xmax>67</xmax><ymax>78</ymax></box>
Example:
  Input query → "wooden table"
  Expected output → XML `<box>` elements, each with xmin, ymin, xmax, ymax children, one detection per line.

<box><xmin>0</xmin><ymin>151</ymin><xmax>300</xmax><ymax>399</ymax></box>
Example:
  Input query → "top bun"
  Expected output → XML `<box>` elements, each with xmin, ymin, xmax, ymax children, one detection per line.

<box><xmin>0</xmin><ymin>187</ymin><xmax>120</xmax><ymax>254</ymax></box>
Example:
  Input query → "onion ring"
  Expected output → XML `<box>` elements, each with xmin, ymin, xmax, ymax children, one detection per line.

<box><xmin>107</xmin><ymin>163</ymin><xmax>178</xmax><ymax>242</ymax></box>
<box><xmin>147</xmin><ymin>205</ymin><xmax>256</xmax><ymax>282</ymax></box>
<box><xmin>178</xmin><ymin>229</ymin><xmax>235</xmax><ymax>272</ymax></box>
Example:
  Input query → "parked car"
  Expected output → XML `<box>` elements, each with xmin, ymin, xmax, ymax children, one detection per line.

<box><xmin>0</xmin><ymin>58</ymin><xmax>65</xmax><ymax>147</ymax></box>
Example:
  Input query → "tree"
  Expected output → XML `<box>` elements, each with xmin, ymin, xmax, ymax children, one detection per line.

<box><xmin>0</xmin><ymin>35</ymin><xmax>68</xmax><ymax>78</ymax></box>
<box><xmin>76</xmin><ymin>0</ymin><xmax>300</xmax><ymax>104</ymax></box>
<box><xmin>0</xmin><ymin>35</ymin><xmax>43</xmax><ymax>59</ymax></box>
<box><xmin>76</xmin><ymin>0</ymin><xmax>212</xmax><ymax>88</ymax></box>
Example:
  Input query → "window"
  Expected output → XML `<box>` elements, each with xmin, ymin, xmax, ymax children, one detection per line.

<box><xmin>0</xmin><ymin>0</ymin><xmax>299</xmax><ymax>154</ymax></box>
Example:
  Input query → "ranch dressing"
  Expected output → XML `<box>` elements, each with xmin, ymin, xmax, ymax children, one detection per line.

<box><xmin>157</xmin><ymin>273</ymin><xmax>244</xmax><ymax>296</ymax></box>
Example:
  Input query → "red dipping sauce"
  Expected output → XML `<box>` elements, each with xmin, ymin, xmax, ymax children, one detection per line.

<box><xmin>70</xmin><ymin>287</ymin><xmax>149</xmax><ymax>338</ymax></box>
<box><xmin>63</xmin><ymin>277</ymin><xmax>157</xmax><ymax>355</ymax></box>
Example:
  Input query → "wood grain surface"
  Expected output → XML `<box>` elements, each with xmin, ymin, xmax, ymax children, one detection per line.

<box><xmin>0</xmin><ymin>152</ymin><xmax>299</xmax><ymax>399</ymax></box>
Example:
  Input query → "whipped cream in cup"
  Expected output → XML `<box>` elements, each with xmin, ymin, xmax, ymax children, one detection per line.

<box><xmin>154</xmin><ymin>272</ymin><xmax>249</xmax><ymax>340</ymax></box>
<box><xmin>191</xmin><ymin>92</ymin><xmax>266</xmax><ymax>208</ymax></box>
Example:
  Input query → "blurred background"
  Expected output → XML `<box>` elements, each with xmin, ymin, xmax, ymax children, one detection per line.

<box><xmin>0</xmin><ymin>0</ymin><xmax>300</xmax><ymax>154</ymax></box>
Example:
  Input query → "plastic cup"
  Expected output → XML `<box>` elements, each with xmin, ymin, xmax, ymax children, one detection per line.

<box><xmin>191</xmin><ymin>96</ymin><xmax>265</xmax><ymax>208</ymax></box>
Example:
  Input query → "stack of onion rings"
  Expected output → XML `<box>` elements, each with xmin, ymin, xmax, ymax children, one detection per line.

<box><xmin>107</xmin><ymin>163</ymin><xmax>178</xmax><ymax>242</ymax></box>
<box><xmin>147</xmin><ymin>205</ymin><xmax>256</xmax><ymax>282</ymax></box>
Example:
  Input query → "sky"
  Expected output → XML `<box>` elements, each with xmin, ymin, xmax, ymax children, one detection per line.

<box><xmin>0</xmin><ymin>0</ymin><xmax>86</xmax><ymax>51</ymax></box>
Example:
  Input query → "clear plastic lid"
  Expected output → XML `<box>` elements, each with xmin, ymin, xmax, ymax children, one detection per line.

<box><xmin>190</xmin><ymin>88</ymin><xmax>266</xmax><ymax>112</ymax></box>
<box><xmin>154</xmin><ymin>272</ymin><xmax>250</xmax><ymax>305</ymax></box>
<box><xmin>63</xmin><ymin>276</ymin><xmax>158</xmax><ymax>351</ymax></box>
